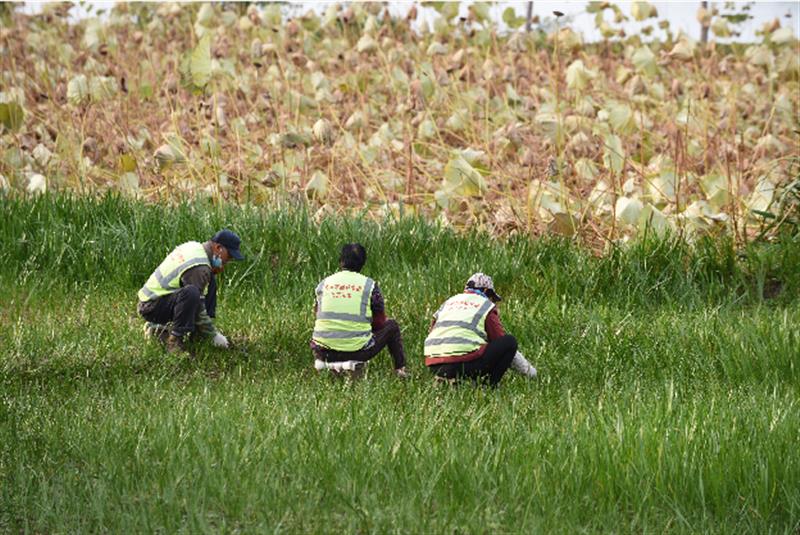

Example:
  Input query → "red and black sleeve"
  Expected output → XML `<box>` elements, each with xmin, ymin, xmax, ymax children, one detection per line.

<box><xmin>484</xmin><ymin>308</ymin><xmax>506</xmax><ymax>341</ymax></box>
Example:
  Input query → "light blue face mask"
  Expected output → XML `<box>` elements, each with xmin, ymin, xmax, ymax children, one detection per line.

<box><xmin>211</xmin><ymin>255</ymin><xmax>223</xmax><ymax>268</ymax></box>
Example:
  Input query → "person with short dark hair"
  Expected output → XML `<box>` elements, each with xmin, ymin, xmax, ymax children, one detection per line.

<box><xmin>339</xmin><ymin>243</ymin><xmax>367</xmax><ymax>272</ymax></box>
<box><xmin>137</xmin><ymin>229</ymin><xmax>244</xmax><ymax>356</ymax></box>
<box><xmin>425</xmin><ymin>273</ymin><xmax>536</xmax><ymax>387</ymax></box>
<box><xmin>310</xmin><ymin>243</ymin><xmax>408</xmax><ymax>378</ymax></box>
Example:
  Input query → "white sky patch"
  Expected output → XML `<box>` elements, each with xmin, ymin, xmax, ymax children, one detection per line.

<box><xmin>20</xmin><ymin>1</ymin><xmax>800</xmax><ymax>43</ymax></box>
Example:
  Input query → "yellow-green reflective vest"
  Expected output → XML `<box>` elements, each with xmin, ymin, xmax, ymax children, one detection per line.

<box><xmin>424</xmin><ymin>292</ymin><xmax>495</xmax><ymax>357</ymax></box>
<box><xmin>137</xmin><ymin>241</ymin><xmax>210</xmax><ymax>302</ymax></box>
<box><xmin>312</xmin><ymin>270</ymin><xmax>375</xmax><ymax>352</ymax></box>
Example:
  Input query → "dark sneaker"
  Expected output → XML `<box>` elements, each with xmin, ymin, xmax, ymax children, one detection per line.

<box><xmin>349</xmin><ymin>361</ymin><xmax>366</xmax><ymax>380</ymax></box>
<box><xmin>157</xmin><ymin>329</ymin><xmax>170</xmax><ymax>345</ymax></box>
<box><xmin>394</xmin><ymin>368</ymin><xmax>410</xmax><ymax>380</ymax></box>
<box><xmin>433</xmin><ymin>375</ymin><xmax>457</xmax><ymax>386</ymax></box>
<box><xmin>166</xmin><ymin>334</ymin><xmax>191</xmax><ymax>357</ymax></box>
<box><xmin>144</xmin><ymin>322</ymin><xmax>169</xmax><ymax>342</ymax></box>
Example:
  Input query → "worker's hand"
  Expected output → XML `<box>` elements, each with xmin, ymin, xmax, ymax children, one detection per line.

<box><xmin>212</xmin><ymin>332</ymin><xmax>229</xmax><ymax>349</ymax></box>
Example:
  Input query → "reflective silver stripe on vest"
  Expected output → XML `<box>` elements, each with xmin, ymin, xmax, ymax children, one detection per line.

<box><xmin>431</xmin><ymin>298</ymin><xmax>494</xmax><ymax>335</ymax></box>
<box><xmin>315</xmin><ymin>277</ymin><xmax>375</xmax><ymax>323</ymax></box>
<box><xmin>154</xmin><ymin>256</ymin><xmax>210</xmax><ymax>289</ymax></box>
<box><xmin>425</xmin><ymin>297</ymin><xmax>495</xmax><ymax>350</ymax></box>
<box><xmin>360</xmin><ymin>278</ymin><xmax>374</xmax><ymax>317</ymax></box>
<box><xmin>431</xmin><ymin>320</ymin><xmax>483</xmax><ymax>336</ymax></box>
<box><xmin>312</xmin><ymin>330</ymin><xmax>373</xmax><ymax>339</ymax></box>
<box><xmin>472</xmin><ymin>298</ymin><xmax>495</xmax><ymax>326</ymax></box>
<box><xmin>315</xmin><ymin>311</ymin><xmax>365</xmax><ymax>322</ymax></box>
<box><xmin>424</xmin><ymin>336</ymin><xmax>483</xmax><ymax>348</ymax></box>
<box><xmin>139</xmin><ymin>285</ymin><xmax>159</xmax><ymax>300</ymax></box>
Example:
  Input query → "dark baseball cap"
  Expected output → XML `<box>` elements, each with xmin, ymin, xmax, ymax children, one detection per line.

<box><xmin>211</xmin><ymin>229</ymin><xmax>244</xmax><ymax>260</ymax></box>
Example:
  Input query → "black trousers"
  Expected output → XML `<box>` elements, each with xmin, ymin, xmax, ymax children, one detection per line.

<box><xmin>315</xmin><ymin>319</ymin><xmax>406</xmax><ymax>370</ymax></box>
<box><xmin>429</xmin><ymin>335</ymin><xmax>517</xmax><ymax>387</ymax></box>
<box><xmin>138</xmin><ymin>286</ymin><xmax>202</xmax><ymax>337</ymax></box>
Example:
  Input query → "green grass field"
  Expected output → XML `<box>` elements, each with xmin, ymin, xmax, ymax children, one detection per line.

<box><xmin>1</xmin><ymin>195</ymin><xmax>798</xmax><ymax>533</ymax></box>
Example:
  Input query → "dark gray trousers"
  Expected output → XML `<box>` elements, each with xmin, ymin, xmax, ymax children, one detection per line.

<box><xmin>429</xmin><ymin>335</ymin><xmax>517</xmax><ymax>387</ymax></box>
<box><xmin>138</xmin><ymin>285</ymin><xmax>202</xmax><ymax>337</ymax></box>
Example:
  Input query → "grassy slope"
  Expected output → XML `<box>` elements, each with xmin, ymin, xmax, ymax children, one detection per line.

<box><xmin>0</xmin><ymin>195</ymin><xmax>798</xmax><ymax>533</ymax></box>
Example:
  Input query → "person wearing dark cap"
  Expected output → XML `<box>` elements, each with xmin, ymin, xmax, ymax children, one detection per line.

<box><xmin>311</xmin><ymin>243</ymin><xmax>409</xmax><ymax>378</ymax></box>
<box><xmin>137</xmin><ymin>229</ymin><xmax>244</xmax><ymax>356</ymax></box>
<box><xmin>424</xmin><ymin>272</ymin><xmax>537</xmax><ymax>387</ymax></box>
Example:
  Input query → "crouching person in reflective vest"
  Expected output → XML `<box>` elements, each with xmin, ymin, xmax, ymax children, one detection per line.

<box><xmin>425</xmin><ymin>272</ymin><xmax>536</xmax><ymax>387</ymax></box>
<box><xmin>311</xmin><ymin>243</ymin><xmax>409</xmax><ymax>379</ymax></box>
<box><xmin>137</xmin><ymin>229</ymin><xmax>244</xmax><ymax>356</ymax></box>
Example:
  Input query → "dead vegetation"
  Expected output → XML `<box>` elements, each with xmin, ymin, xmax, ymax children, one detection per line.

<box><xmin>0</xmin><ymin>2</ymin><xmax>798</xmax><ymax>247</ymax></box>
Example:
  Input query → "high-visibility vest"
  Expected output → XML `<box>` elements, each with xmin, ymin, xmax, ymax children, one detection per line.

<box><xmin>312</xmin><ymin>270</ymin><xmax>375</xmax><ymax>352</ymax></box>
<box><xmin>137</xmin><ymin>241</ymin><xmax>210</xmax><ymax>302</ymax></box>
<box><xmin>424</xmin><ymin>292</ymin><xmax>495</xmax><ymax>357</ymax></box>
